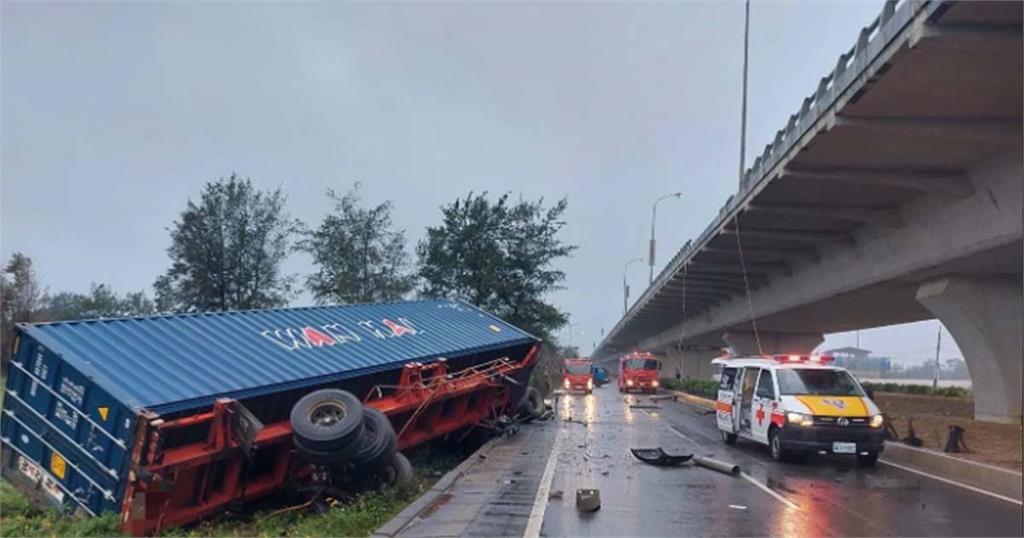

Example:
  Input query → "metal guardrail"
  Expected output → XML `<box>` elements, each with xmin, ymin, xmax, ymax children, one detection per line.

<box><xmin>598</xmin><ymin>0</ymin><xmax>932</xmax><ymax>354</ymax></box>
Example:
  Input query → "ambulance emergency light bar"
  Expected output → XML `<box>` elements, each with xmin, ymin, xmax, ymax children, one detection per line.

<box><xmin>773</xmin><ymin>354</ymin><xmax>834</xmax><ymax>363</ymax></box>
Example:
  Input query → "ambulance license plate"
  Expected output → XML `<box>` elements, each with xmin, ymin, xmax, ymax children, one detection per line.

<box><xmin>833</xmin><ymin>442</ymin><xmax>856</xmax><ymax>454</ymax></box>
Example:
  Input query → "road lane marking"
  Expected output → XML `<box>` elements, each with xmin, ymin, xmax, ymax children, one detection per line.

<box><xmin>741</xmin><ymin>472</ymin><xmax>801</xmax><ymax>510</ymax></box>
<box><xmin>524</xmin><ymin>423</ymin><xmax>563</xmax><ymax>538</ymax></box>
<box><xmin>880</xmin><ymin>459</ymin><xmax>1023</xmax><ymax>506</ymax></box>
<box><xmin>666</xmin><ymin>423</ymin><xmax>800</xmax><ymax>510</ymax></box>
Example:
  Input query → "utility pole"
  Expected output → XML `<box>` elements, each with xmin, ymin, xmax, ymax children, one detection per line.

<box><xmin>933</xmin><ymin>324</ymin><xmax>942</xmax><ymax>391</ymax></box>
<box><xmin>649</xmin><ymin>192</ymin><xmax>682</xmax><ymax>283</ymax></box>
<box><xmin>623</xmin><ymin>257</ymin><xmax>643</xmax><ymax>314</ymax></box>
<box><xmin>738</xmin><ymin>0</ymin><xmax>750</xmax><ymax>186</ymax></box>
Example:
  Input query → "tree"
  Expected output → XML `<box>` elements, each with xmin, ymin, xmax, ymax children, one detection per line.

<box><xmin>154</xmin><ymin>174</ymin><xmax>298</xmax><ymax>312</ymax></box>
<box><xmin>43</xmin><ymin>283</ymin><xmax>156</xmax><ymax>321</ymax></box>
<box><xmin>417</xmin><ymin>193</ymin><xmax>576</xmax><ymax>339</ymax></box>
<box><xmin>1</xmin><ymin>253</ymin><xmax>44</xmax><ymax>370</ymax></box>
<box><xmin>300</xmin><ymin>184</ymin><xmax>415</xmax><ymax>304</ymax></box>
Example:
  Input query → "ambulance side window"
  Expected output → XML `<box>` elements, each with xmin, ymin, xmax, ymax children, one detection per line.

<box><xmin>755</xmin><ymin>370</ymin><xmax>776</xmax><ymax>400</ymax></box>
<box><xmin>720</xmin><ymin>367</ymin><xmax>738</xmax><ymax>389</ymax></box>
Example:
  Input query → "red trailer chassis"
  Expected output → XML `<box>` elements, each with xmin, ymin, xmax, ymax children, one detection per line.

<box><xmin>120</xmin><ymin>345</ymin><xmax>538</xmax><ymax>536</ymax></box>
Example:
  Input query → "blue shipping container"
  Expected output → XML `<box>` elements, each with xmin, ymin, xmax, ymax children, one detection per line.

<box><xmin>1</xmin><ymin>299</ymin><xmax>537</xmax><ymax>516</ymax></box>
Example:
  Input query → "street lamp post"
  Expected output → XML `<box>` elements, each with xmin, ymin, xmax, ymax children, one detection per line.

<box><xmin>623</xmin><ymin>257</ymin><xmax>643</xmax><ymax>315</ymax></box>
<box><xmin>649</xmin><ymin>192</ymin><xmax>683</xmax><ymax>283</ymax></box>
<box><xmin>739</xmin><ymin>0</ymin><xmax>750</xmax><ymax>185</ymax></box>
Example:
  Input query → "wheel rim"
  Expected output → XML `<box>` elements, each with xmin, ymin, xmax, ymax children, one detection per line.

<box><xmin>309</xmin><ymin>400</ymin><xmax>347</xmax><ymax>428</ymax></box>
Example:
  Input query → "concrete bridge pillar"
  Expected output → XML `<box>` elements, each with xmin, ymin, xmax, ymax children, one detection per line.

<box><xmin>916</xmin><ymin>276</ymin><xmax>1023</xmax><ymax>424</ymax></box>
<box><xmin>723</xmin><ymin>331</ymin><xmax>824</xmax><ymax>356</ymax></box>
<box><xmin>661</xmin><ymin>348</ymin><xmax>723</xmax><ymax>381</ymax></box>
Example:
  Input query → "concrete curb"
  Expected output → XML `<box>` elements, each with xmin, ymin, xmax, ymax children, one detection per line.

<box><xmin>669</xmin><ymin>390</ymin><xmax>1022</xmax><ymax>502</ymax></box>
<box><xmin>373</xmin><ymin>437</ymin><xmax>505</xmax><ymax>538</ymax></box>
<box><xmin>880</xmin><ymin>443</ymin><xmax>1023</xmax><ymax>502</ymax></box>
<box><xmin>670</xmin><ymin>390</ymin><xmax>716</xmax><ymax>409</ymax></box>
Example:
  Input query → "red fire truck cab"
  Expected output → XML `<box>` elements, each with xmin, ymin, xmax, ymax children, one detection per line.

<box><xmin>563</xmin><ymin>358</ymin><xmax>594</xmax><ymax>394</ymax></box>
<box><xmin>619</xmin><ymin>351</ymin><xmax>661</xmax><ymax>394</ymax></box>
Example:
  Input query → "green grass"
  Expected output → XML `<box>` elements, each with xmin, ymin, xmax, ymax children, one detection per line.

<box><xmin>860</xmin><ymin>381</ymin><xmax>971</xmax><ymax>398</ymax></box>
<box><xmin>1</xmin><ymin>443</ymin><xmax>465</xmax><ymax>538</ymax></box>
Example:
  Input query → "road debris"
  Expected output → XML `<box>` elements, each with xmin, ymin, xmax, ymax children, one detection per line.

<box><xmin>576</xmin><ymin>489</ymin><xmax>601</xmax><ymax>512</ymax></box>
<box><xmin>649</xmin><ymin>394</ymin><xmax>678</xmax><ymax>402</ymax></box>
<box><xmin>549</xmin><ymin>490</ymin><xmax>564</xmax><ymax>500</ymax></box>
<box><xmin>630</xmin><ymin>447</ymin><xmax>694</xmax><ymax>466</ymax></box>
<box><xmin>629</xmin><ymin>404</ymin><xmax>662</xmax><ymax>410</ymax></box>
<box><xmin>693</xmin><ymin>456</ymin><xmax>741</xmax><ymax>476</ymax></box>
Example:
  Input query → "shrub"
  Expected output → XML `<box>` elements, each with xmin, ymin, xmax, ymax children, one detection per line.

<box><xmin>860</xmin><ymin>381</ymin><xmax>971</xmax><ymax>399</ymax></box>
<box><xmin>661</xmin><ymin>378</ymin><xmax>718</xmax><ymax>399</ymax></box>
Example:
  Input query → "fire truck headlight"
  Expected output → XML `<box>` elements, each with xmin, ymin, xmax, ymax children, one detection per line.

<box><xmin>869</xmin><ymin>415</ymin><xmax>884</xmax><ymax>428</ymax></box>
<box><xmin>786</xmin><ymin>412</ymin><xmax>813</xmax><ymax>427</ymax></box>
<box><xmin>587</xmin><ymin>379</ymin><xmax>593</xmax><ymax>390</ymax></box>
<box><xmin>626</xmin><ymin>380</ymin><xmax>634</xmax><ymax>387</ymax></box>
<box><xmin>652</xmin><ymin>380</ymin><xmax>659</xmax><ymax>387</ymax></box>
<box><xmin>563</xmin><ymin>379</ymin><xmax>570</xmax><ymax>389</ymax></box>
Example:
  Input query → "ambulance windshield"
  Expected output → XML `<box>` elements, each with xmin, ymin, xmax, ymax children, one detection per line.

<box><xmin>776</xmin><ymin>369</ymin><xmax>863</xmax><ymax>396</ymax></box>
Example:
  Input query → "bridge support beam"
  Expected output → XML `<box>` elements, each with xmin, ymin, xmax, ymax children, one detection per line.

<box><xmin>723</xmin><ymin>331</ymin><xmax>823</xmax><ymax>356</ymax></box>
<box><xmin>661</xmin><ymin>348</ymin><xmax>722</xmax><ymax>381</ymax></box>
<box><xmin>916</xmin><ymin>276</ymin><xmax>1023</xmax><ymax>424</ymax></box>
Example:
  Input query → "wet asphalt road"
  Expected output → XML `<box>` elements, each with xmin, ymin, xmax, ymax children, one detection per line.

<box><xmin>537</xmin><ymin>386</ymin><xmax>1023</xmax><ymax>537</ymax></box>
<box><xmin>393</xmin><ymin>385</ymin><xmax>1023</xmax><ymax>537</ymax></box>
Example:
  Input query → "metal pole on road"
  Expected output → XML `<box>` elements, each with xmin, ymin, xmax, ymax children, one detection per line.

<box><xmin>623</xmin><ymin>257</ymin><xmax>643</xmax><ymax>315</ymax></box>
<box><xmin>649</xmin><ymin>192</ymin><xmax>682</xmax><ymax>283</ymax></box>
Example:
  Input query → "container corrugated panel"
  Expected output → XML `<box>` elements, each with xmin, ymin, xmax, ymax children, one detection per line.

<box><xmin>0</xmin><ymin>299</ymin><xmax>537</xmax><ymax>515</ymax></box>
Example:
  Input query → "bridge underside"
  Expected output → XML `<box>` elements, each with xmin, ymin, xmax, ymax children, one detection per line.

<box><xmin>597</xmin><ymin>1</ymin><xmax>1022</xmax><ymax>423</ymax></box>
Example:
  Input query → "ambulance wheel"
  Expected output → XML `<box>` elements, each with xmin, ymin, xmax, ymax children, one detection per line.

<box><xmin>721</xmin><ymin>430</ymin><xmax>737</xmax><ymax>445</ymax></box>
<box><xmin>291</xmin><ymin>389</ymin><xmax>364</xmax><ymax>451</ymax></box>
<box><xmin>353</xmin><ymin>407</ymin><xmax>398</xmax><ymax>468</ymax></box>
<box><xmin>769</xmin><ymin>428</ymin><xmax>790</xmax><ymax>462</ymax></box>
<box><xmin>857</xmin><ymin>452</ymin><xmax>879</xmax><ymax>467</ymax></box>
<box><xmin>380</xmin><ymin>452</ymin><xmax>414</xmax><ymax>487</ymax></box>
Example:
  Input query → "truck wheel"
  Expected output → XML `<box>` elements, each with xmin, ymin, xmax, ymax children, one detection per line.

<box><xmin>353</xmin><ymin>407</ymin><xmax>398</xmax><ymax>468</ymax></box>
<box><xmin>291</xmin><ymin>389</ymin><xmax>364</xmax><ymax>451</ymax></box>
<box><xmin>380</xmin><ymin>452</ymin><xmax>414</xmax><ymax>487</ymax></box>
<box><xmin>519</xmin><ymin>387</ymin><xmax>544</xmax><ymax>418</ymax></box>
<box><xmin>857</xmin><ymin>452</ymin><xmax>879</xmax><ymax>467</ymax></box>
<box><xmin>769</xmin><ymin>428</ymin><xmax>790</xmax><ymax>462</ymax></box>
<box><xmin>721</xmin><ymin>430</ymin><xmax>737</xmax><ymax>445</ymax></box>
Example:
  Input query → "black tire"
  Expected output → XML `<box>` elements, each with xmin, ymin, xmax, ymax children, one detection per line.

<box><xmin>380</xmin><ymin>452</ymin><xmax>414</xmax><ymax>487</ymax></box>
<box><xmin>721</xmin><ymin>429</ymin><xmax>738</xmax><ymax>445</ymax></box>
<box><xmin>769</xmin><ymin>428</ymin><xmax>789</xmax><ymax>462</ymax></box>
<box><xmin>291</xmin><ymin>389</ymin><xmax>364</xmax><ymax>451</ymax></box>
<box><xmin>294</xmin><ymin>431</ymin><xmax>364</xmax><ymax>465</ymax></box>
<box><xmin>519</xmin><ymin>387</ymin><xmax>544</xmax><ymax>418</ymax></box>
<box><xmin>353</xmin><ymin>407</ymin><xmax>398</xmax><ymax>468</ymax></box>
<box><xmin>857</xmin><ymin>452</ymin><xmax>879</xmax><ymax>467</ymax></box>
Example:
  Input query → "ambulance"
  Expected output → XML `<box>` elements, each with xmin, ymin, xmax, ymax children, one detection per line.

<box><xmin>713</xmin><ymin>354</ymin><xmax>886</xmax><ymax>466</ymax></box>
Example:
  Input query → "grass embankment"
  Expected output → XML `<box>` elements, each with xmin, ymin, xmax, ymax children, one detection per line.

<box><xmin>0</xmin><ymin>446</ymin><xmax>463</xmax><ymax>537</ymax></box>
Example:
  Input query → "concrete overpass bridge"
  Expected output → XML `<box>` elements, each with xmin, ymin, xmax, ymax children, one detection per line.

<box><xmin>594</xmin><ymin>0</ymin><xmax>1022</xmax><ymax>423</ymax></box>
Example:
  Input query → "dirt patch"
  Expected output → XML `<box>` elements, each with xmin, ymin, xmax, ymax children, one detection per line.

<box><xmin>876</xmin><ymin>392</ymin><xmax>1022</xmax><ymax>472</ymax></box>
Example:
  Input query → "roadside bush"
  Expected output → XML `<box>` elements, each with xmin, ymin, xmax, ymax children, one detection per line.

<box><xmin>661</xmin><ymin>378</ymin><xmax>718</xmax><ymax>399</ymax></box>
<box><xmin>860</xmin><ymin>381</ymin><xmax>971</xmax><ymax>399</ymax></box>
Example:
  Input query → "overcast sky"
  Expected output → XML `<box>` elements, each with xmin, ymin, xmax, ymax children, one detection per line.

<box><xmin>1</xmin><ymin>0</ymin><xmax>960</xmax><ymax>364</ymax></box>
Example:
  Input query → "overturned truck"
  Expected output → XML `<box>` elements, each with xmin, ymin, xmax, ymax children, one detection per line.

<box><xmin>0</xmin><ymin>299</ymin><xmax>539</xmax><ymax>535</ymax></box>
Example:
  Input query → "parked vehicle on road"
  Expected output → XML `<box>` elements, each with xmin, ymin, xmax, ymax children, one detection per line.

<box><xmin>618</xmin><ymin>351</ymin><xmax>660</xmax><ymax>393</ymax></box>
<box><xmin>563</xmin><ymin>358</ymin><xmax>594</xmax><ymax>394</ymax></box>
<box><xmin>0</xmin><ymin>299</ymin><xmax>539</xmax><ymax>535</ymax></box>
<box><xmin>713</xmin><ymin>354</ymin><xmax>885</xmax><ymax>466</ymax></box>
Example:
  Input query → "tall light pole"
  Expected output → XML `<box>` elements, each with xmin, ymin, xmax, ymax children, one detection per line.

<box><xmin>738</xmin><ymin>0</ymin><xmax>750</xmax><ymax>185</ymax></box>
<box><xmin>649</xmin><ymin>192</ymin><xmax>682</xmax><ymax>283</ymax></box>
<box><xmin>623</xmin><ymin>257</ymin><xmax>643</xmax><ymax>315</ymax></box>
<box><xmin>932</xmin><ymin>323</ymin><xmax>942</xmax><ymax>391</ymax></box>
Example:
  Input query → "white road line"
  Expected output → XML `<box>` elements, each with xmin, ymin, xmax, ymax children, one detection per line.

<box><xmin>523</xmin><ymin>424</ymin><xmax>563</xmax><ymax>538</ymax></box>
<box><xmin>666</xmin><ymin>423</ymin><xmax>800</xmax><ymax>510</ymax></box>
<box><xmin>741</xmin><ymin>472</ymin><xmax>801</xmax><ymax>510</ymax></box>
<box><xmin>880</xmin><ymin>459</ymin><xmax>1023</xmax><ymax>506</ymax></box>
